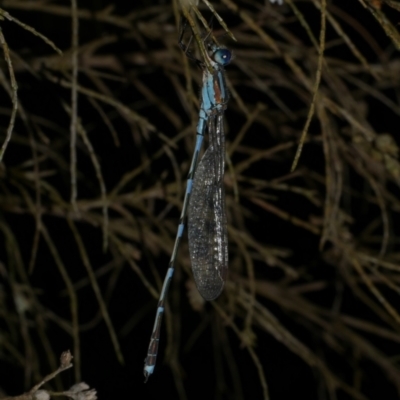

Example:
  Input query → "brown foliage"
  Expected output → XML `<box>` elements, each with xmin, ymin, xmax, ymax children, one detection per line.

<box><xmin>1</xmin><ymin>0</ymin><xmax>400</xmax><ymax>399</ymax></box>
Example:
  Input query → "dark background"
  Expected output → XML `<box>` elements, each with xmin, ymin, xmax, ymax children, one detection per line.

<box><xmin>1</xmin><ymin>1</ymin><xmax>400</xmax><ymax>399</ymax></box>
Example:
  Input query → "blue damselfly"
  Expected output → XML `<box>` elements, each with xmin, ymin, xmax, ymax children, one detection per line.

<box><xmin>144</xmin><ymin>19</ymin><xmax>231</xmax><ymax>380</ymax></box>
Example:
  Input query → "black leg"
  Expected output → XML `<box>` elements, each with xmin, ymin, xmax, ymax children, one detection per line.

<box><xmin>178</xmin><ymin>16</ymin><xmax>204</xmax><ymax>69</ymax></box>
<box><xmin>207</xmin><ymin>14</ymin><xmax>214</xmax><ymax>32</ymax></box>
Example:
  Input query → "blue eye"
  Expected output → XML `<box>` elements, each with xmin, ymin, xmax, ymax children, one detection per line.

<box><xmin>213</xmin><ymin>49</ymin><xmax>232</xmax><ymax>66</ymax></box>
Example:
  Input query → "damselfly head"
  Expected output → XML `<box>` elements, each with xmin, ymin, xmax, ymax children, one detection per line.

<box><xmin>211</xmin><ymin>48</ymin><xmax>232</xmax><ymax>67</ymax></box>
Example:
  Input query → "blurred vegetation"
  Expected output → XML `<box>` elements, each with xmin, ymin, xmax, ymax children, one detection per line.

<box><xmin>1</xmin><ymin>0</ymin><xmax>400</xmax><ymax>399</ymax></box>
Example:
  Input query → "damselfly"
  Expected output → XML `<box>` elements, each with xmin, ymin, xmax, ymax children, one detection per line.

<box><xmin>144</xmin><ymin>19</ymin><xmax>231</xmax><ymax>381</ymax></box>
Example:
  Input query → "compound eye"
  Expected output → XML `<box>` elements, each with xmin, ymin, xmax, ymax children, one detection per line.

<box><xmin>213</xmin><ymin>48</ymin><xmax>232</xmax><ymax>66</ymax></box>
